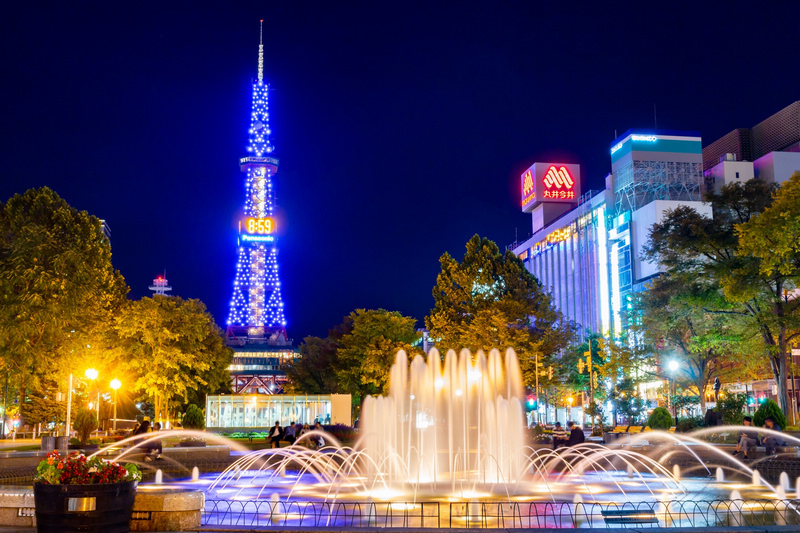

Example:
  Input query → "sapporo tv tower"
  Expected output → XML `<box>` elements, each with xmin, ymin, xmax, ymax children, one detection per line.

<box><xmin>226</xmin><ymin>21</ymin><xmax>289</xmax><ymax>347</ymax></box>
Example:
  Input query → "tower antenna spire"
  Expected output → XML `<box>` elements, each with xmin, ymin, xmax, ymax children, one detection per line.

<box><xmin>257</xmin><ymin>19</ymin><xmax>264</xmax><ymax>83</ymax></box>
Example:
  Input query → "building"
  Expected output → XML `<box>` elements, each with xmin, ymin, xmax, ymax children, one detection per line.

<box><xmin>703</xmin><ymin>101</ymin><xmax>800</xmax><ymax>193</ymax></box>
<box><xmin>206</xmin><ymin>393</ymin><xmax>352</xmax><ymax>432</ymax></box>
<box><xmin>223</xmin><ymin>22</ymin><xmax>298</xmax><ymax>397</ymax></box>
<box><xmin>513</xmin><ymin>130</ymin><xmax>709</xmax><ymax>340</ymax></box>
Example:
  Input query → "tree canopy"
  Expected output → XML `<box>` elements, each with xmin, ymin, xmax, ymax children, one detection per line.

<box><xmin>426</xmin><ymin>234</ymin><xmax>574</xmax><ymax>387</ymax></box>
<box><xmin>114</xmin><ymin>296</ymin><xmax>232</xmax><ymax>424</ymax></box>
<box><xmin>645</xmin><ymin>178</ymin><xmax>800</xmax><ymax>413</ymax></box>
<box><xmin>336</xmin><ymin>308</ymin><xmax>419</xmax><ymax>405</ymax></box>
<box><xmin>0</xmin><ymin>187</ymin><xmax>128</xmax><ymax>395</ymax></box>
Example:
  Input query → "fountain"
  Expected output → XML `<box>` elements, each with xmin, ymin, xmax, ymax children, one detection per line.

<box><xmin>88</xmin><ymin>348</ymin><xmax>800</xmax><ymax>528</ymax></box>
<box><xmin>361</xmin><ymin>348</ymin><xmax>525</xmax><ymax>491</ymax></box>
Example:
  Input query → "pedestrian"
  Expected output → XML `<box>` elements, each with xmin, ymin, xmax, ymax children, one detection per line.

<box><xmin>732</xmin><ymin>416</ymin><xmax>760</xmax><ymax>460</ymax></box>
<box><xmin>268</xmin><ymin>421</ymin><xmax>283</xmax><ymax>448</ymax></box>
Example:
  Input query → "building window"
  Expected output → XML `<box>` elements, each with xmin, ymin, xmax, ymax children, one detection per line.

<box><xmin>735</xmin><ymin>171</ymin><xmax>740</xmax><ymax>179</ymax></box>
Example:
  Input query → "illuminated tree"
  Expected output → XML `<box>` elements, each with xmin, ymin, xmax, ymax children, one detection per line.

<box><xmin>426</xmin><ymin>234</ymin><xmax>574</xmax><ymax>388</ymax></box>
<box><xmin>336</xmin><ymin>309</ymin><xmax>419</xmax><ymax>406</ymax></box>
<box><xmin>0</xmin><ymin>187</ymin><xmax>128</xmax><ymax>398</ymax></box>
<box><xmin>115</xmin><ymin>296</ymin><xmax>232</xmax><ymax>424</ymax></box>
<box><xmin>646</xmin><ymin>178</ymin><xmax>800</xmax><ymax>413</ymax></box>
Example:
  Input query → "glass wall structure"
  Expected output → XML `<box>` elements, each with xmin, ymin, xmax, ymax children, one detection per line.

<box><xmin>206</xmin><ymin>394</ymin><xmax>351</xmax><ymax>430</ymax></box>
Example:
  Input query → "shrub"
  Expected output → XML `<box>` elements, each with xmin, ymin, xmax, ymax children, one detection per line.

<box><xmin>647</xmin><ymin>407</ymin><xmax>673</xmax><ymax>430</ymax></box>
<box><xmin>182</xmin><ymin>404</ymin><xmax>205</xmax><ymax>430</ymax></box>
<box><xmin>753</xmin><ymin>399</ymin><xmax>787</xmax><ymax>430</ymax></box>
<box><xmin>676</xmin><ymin>416</ymin><xmax>704</xmax><ymax>433</ymax></box>
<box><xmin>73</xmin><ymin>408</ymin><xmax>98</xmax><ymax>445</ymax></box>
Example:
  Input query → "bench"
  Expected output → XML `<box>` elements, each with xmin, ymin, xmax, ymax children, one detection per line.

<box><xmin>601</xmin><ymin>508</ymin><xmax>658</xmax><ymax>525</ymax></box>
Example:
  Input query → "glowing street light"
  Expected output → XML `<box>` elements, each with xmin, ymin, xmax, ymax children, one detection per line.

<box><xmin>85</xmin><ymin>368</ymin><xmax>99</xmax><ymax>381</ymax></box>
<box><xmin>110</xmin><ymin>379</ymin><xmax>121</xmax><ymax>431</ymax></box>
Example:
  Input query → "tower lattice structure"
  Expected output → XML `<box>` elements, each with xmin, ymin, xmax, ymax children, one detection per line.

<box><xmin>226</xmin><ymin>22</ymin><xmax>288</xmax><ymax>345</ymax></box>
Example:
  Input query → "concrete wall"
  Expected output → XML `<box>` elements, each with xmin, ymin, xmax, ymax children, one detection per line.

<box><xmin>632</xmin><ymin>200</ymin><xmax>712</xmax><ymax>282</ymax></box>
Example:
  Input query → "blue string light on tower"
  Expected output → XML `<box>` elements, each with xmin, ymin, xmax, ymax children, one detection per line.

<box><xmin>227</xmin><ymin>20</ymin><xmax>288</xmax><ymax>346</ymax></box>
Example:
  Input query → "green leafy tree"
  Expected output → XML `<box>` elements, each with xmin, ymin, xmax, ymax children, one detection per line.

<box><xmin>19</xmin><ymin>380</ymin><xmax>68</xmax><ymax>430</ymax></box>
<box><xmin>0</xmin><ymin>187</ymin><xmax>128</xmax><ymax>399</ymax></box>
<box><xmin>716</xmin><ymin>392</ymin><xmax>747</xmax><ymax>425</ymax></box>
<box><xmin>647</xmin><ymin>406</ymin><xmax>673</xmax><ymax>430</ymax></box>
<box><xmin>753</xmin><ymin>398</ymin><xmax>787</xmax><ymax>430</ymax></box>
<box><xmin>73</xmin><ymin>407</ymin><xmax>98</xmax><ymax>445</ymax></box>
<box><xmin>645</xmin><ymin>179</ymin><xmax>800</xmax><ymax>414</ymax></box>
<box><xmin>735</xmin><ymin>172</ymin><xmax>800</xmax><ymax>413</ymax></box>
<box><xmin>426</xmin><ymin>234</ymin><xmax>575</xmax><ymax>389</ymax></box>
<box><xmin>115</xmin><ymin>296</ymin><xmax>232</xmax><ymax>425</ymax></box>
<box><xmin>182</xmin><ymin>404</ymin><xmax>205</xmax><ymax>430</ymax></box>
<box><xmin>632</xmin><ymin>276</ymin><xmax>745</xmax><ymax>412</ymax></box>
<box><xmin>284</xmin><ymin>336</ymin><xmax>340</xmax><ymax>394</ymax></box>
<box><xmin>336</xmin><ymin>309</ymin><xmax>419</xmax><ymax>407</ymax></box>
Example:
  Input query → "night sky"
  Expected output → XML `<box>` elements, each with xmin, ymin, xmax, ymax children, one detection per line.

<box><xmin>2</xmin><ymin>2</ymin><xmax>798</xmax><ymax>341</ymax></box>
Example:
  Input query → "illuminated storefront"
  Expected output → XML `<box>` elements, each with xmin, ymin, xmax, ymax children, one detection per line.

<box><xmin>206</xmin><ymin>394</ymin><xmax>352</xmax><ymax>430</ymax></box>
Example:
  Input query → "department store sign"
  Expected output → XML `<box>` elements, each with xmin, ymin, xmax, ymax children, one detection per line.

<box><xmin>521</xmin><ymin>162</ymin><xmax>581</xmax><ymax>212</ymax></box>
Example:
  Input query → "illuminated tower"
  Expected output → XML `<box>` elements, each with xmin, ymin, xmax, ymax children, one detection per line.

<box><xmin>149</xmin><ymin>273</ymin><xmax>172</xmax><ymax>296</ymax></box>
<box><xmin>226</xmin><ymin>21</ymin><xmax>288</xmax><ymax>345</ymax></box>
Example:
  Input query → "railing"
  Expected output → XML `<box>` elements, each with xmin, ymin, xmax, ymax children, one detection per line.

<box><xmin>203</xmin><ymin>500</ymin><xmax>440</xmax><ymax>528</ymax></box>
<box><xmin>202</xmin><ymin>498</ymin><xmax>800</xmax><ymax>528</ymax></box>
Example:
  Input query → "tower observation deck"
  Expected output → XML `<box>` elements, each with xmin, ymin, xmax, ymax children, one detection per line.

<box><xmin>226</xmin><ymin>21</ymin><xmax>289</xmax><ymax>347</ymax></box>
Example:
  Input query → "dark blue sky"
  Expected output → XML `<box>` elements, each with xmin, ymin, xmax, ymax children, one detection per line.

<box><xmin>2</xmin><ymin>2</ymin><xmax>798</xmax><ymax>340</ymax></box>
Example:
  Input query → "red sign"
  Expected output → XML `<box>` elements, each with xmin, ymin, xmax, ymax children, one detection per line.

<box><xmin>521</xmin><ymin>162</ymin><xmax>581</xmax><ymax>212</ymax></box>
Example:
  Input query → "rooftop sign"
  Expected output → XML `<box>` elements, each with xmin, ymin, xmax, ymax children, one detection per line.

<box><xmin>521</xmin><ymin>162</ymin><xmax>581</xmax><ymax>213</ymax></box>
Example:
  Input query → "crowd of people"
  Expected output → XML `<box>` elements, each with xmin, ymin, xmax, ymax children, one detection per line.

<box><xmin>268</xmin><ymin>420</ymin><xmax>326</xmax><ymax>449</ymax></box>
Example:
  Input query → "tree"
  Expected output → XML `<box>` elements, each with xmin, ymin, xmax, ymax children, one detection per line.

<box><xmin>645</xmin><ymin>179</ymin><xmax>800</xmax><ymax>414</ymax></box>
<box><xmin>73</xmin><ymin>407</ymin><xmax>97</xmax><ymax>445</ymax></box>
<box><xmin>115</xmin><ymin>296</ymin><xmax>232</xmax><ymax>425</ymax></box>
<box><xmin>736</xmin><ymin>172</ymin><xmax>800</xmax><ymax>414</ymax></box>
<box><xmin>336</xmin><ymin>309</ymin><xmax>419</xmax><ymax>406</ymax></box>
<box><xmin>753</xmin><ymin>398</ymin><xmax>787</xmax><ymax>430</ymax></box>
<box><xmin>284</xmin><ymin>336</ymin><xmax>340</xmax><ymax>394</ymax></box>
<box><xmin>182</xmin><ymin>404</ymin><xmax>205</xmax><ymax>430</ymax></box>
<box><xmin>0</xmin><ymin>187</ymin><xmax>128</xmax><ymax>397</ymax></box>
<box><xmin>647</xmin><ymin>406</ymin><xmax>673</xmax><ymax>430</ymax></box>
<box><xmin>632</xmin><ymin>275</ymin><xmax>745</xmax><ymax>412</ymax></box>
<box><xmin>19</xmin><ymin>381</ymin><xmax>65</xmax><ymax>430</ymax></box>
<box><xmin>426</xmin><ymin>234</ymin><xmax>575</xmax><ymax>389</ymax></box>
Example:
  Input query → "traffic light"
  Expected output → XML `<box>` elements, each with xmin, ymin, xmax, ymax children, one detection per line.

<box><xmin>592</xmin><ymin>373</ymin><xmax>598</xmax><ymax>388</ymax></box>
<box><xmin>527</xmin><ymin>395</ymin><xmax>538</xmax><ymax>410</ymax></box>
<box><xmin>548</xmin><ymin>366</ymin><xmax>553</xmax><ymax>379</ymax></box>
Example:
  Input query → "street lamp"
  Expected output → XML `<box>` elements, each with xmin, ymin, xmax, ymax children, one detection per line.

<box><xmin>110</xmin><ymin>379</ymin><xmax>121</xmax><ymax>431</ymax></box>
<box><xmin>668</xmin><ymin>360</ymin><xmax>679</xmax><ymax>422</ymax></box>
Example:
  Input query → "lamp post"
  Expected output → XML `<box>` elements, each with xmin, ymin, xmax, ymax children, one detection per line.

<box><xmin>110</xmin><ymin>379</ymin><xmax>121</xmax><ymax>431</ymax></box>
<box><xmin>668</xmin><ymin>360</ymin><xmax>679</xmax><ymax>422</ymax></box>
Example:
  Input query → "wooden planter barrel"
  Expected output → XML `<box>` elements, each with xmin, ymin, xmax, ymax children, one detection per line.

<box><xmin>34</xmin><ymin>481</ymin><xmax>137</xmax><ymax>533</ymax></box>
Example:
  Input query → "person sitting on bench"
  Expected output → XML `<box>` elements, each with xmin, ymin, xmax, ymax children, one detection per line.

<box><xmin>567</xmin><ymin>421</ymin><xmax>585</xmax><ymax>446</ymax></box>
<box><xmin>731</xmin><ymin>416</ymin><xmax>760</xmax><ymax>460</ymax></box>
<box><xmin>762</xmin><ymin>417</ymin><xmax>783</xmax><ymax>456</ymax></box>
<box><xmin>132</xmin><ymin>420</ymin><xmax>162</xmax><ymax>461</ymax></box>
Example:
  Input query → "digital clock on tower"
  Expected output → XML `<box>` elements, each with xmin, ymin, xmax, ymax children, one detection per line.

<box><xmin>243</xmin><ymin>217</ymin><xmax>275</xmax><ymax>234</ymax></box>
